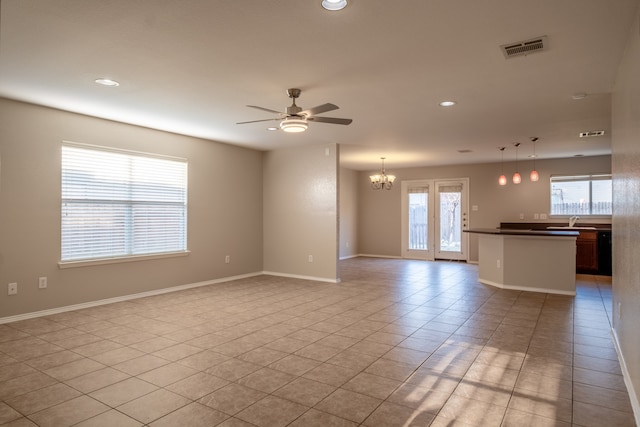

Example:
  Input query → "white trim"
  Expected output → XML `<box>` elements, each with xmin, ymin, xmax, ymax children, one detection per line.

<box><xmin>0</xmin><ymin>272</ymin><xmax>261</xmax><ymax>325</ymax></box>
<box><xmin>434</xmin><ymin>178</ymin><xmax>469</xmax><ymax>261</ymax></box>
<box><xmin>612</xmin><ymin>328</ymin><xmax>640</xmax><ymax>426</ymax></box>
<box><xmin>339</xmin><ymin>254</ymin><xmax>359</xmax><ymax>260</ymax></box>
<box><xmin>478</xmin><ymin>278</ymin><xmax>576</xmax><ymax>296</ymax></box>
<box><xmin>262</xmin><ymin>271</ymin><xmax>340</xmax><ymax>284</ymax></box>
<box><xmin>401</xmin><ymin>179</ymin><xmax>434</xmax><ymax>261</ymax></box>
<box><xmin>357</xmin><ymin>253</ymin><xmax>403</xmax><ymax>259</ymax></box>
<box><xmin>58</xmin><ymin>251</ymin><xmax>191</xmax><ymax>269</ymax></box>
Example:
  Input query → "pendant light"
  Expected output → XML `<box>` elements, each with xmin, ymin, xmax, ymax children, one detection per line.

<box><xmin>529</xmin><ymin>137</ymin><xmax>539</xmax><ymax>182</ymax></box>
<box><xmin>498</xmin><ymin>147</ymin><xmax>507</xmax><ymax>186</ymax></box>
<box><xmin>512</xmin><ymin>143</ymin><xmax>521</xmax><ymax>184</ymax></box>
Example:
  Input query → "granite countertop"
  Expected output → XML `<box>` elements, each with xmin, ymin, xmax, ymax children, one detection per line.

<box><xmin>464</xmin><ymin>228</ymin><xmax>580</xmax><ymax>237</ymax></box>
<box><xmin>500</xmin><ymin>222</ymin><xmax>611</xmax><ymax>232</ymax></box>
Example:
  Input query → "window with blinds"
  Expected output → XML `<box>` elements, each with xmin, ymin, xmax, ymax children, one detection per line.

<box><xmin>61</xmin><ymin>143</ymin><xmax>188</xmax><ymax>262</ymax></box>
<box><xmin>550</xmin><ymin>174</ymin><xmax>612</xmax><ymax>216</ymax></box>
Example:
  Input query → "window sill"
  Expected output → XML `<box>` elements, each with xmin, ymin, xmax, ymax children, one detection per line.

<box><xmin>549</xmin><ymin>215</ymin><xmax>612</xmax><ymax>219</ymax></box>
<box><xmin>58</xmin><ymin>251</ymin><xmax>191</xmax><ymax>269</ymax></box>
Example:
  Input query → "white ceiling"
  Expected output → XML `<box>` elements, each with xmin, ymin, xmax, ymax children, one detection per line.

<box><xmin>1</xmin><ymin>0</ymin><xmax>638</xmax><ymax>170</ymax></box>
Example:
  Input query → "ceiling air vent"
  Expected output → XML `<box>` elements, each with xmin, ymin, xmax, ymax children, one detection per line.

<box><xmin>500</xmin><ymin>36</ymin><xmax>548</xmax><ymax>59</ymax></box>
<box><xmin>580</xmin><ymin>130</ymin><xmax>606</xmax><ymax>138</ymax></box>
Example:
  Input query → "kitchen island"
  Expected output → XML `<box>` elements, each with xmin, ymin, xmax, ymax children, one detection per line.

<box><xmin>465</xmin><ymin>228</ymin><xmax>579</xmax><ymax>295</ymax></box>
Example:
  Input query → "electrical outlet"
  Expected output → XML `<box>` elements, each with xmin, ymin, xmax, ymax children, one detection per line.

<box><xmin>38</xmin><ymin>277</ymin><xmax>47</xmax><ymax>289</ymax></box>
<box><xmin>8</xmin><ymin>283</ymin><xmax>17</xmax><ymax>295</ymax></box>
<box><xmin>225</xmin><ymin>255</ymin><xmax>230</xmax><ymax>264</ymax></box>
<box><xmin>496</xmin><ymin>259</ymin><xmax>501</xmax><ymax>269</ymax></box>
<box><xmin>519</xmin><ymin>213</ymin><xmax>524</xmax><ymax>219</ymax></box>
<box><xmin>308</xmin><ymin>255</ymin><xmax>313</xmax><ymax>263</ymax></box>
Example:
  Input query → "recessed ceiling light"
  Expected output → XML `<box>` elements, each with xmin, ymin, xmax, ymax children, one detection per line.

<box><xmin>322</xmin><ymin>0</ymin><xmax>347</xmax><ymax>11</ymax></box>
<box><xmin>267</xmin><ymin>127</ymin><xmax>279</xmax><ymax>131</ymax></box>
<box><xmin>439</xmin><ymin>101</ymin><xmax>456</xmax><ymax>107</ymax></box>
<box><xmin>572</xmin><ymin>93</ymin><xmax>587</xmax><ymax>100</ymax></box>
<box><xmin>95</xmin><ymin>78</ymin><xmax>120</xmax><ymax>87</ymax></box>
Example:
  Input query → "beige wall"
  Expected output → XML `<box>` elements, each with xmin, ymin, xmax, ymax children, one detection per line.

<box><xmin>0</xmin><ymin>99</ymin><xmax>264</xmax><ymax>318</ymax></box>
<box><xmin>612</xmin><ymin>5</ymin><xmax>640</xmax><ymax>418</ymax></box>
<box><xmin>263</xmin><ymin>144</ymin><xmax>338</xmax><ymax>281</ymax></box>
<box><xmin>354</xmin><ymin>155</ymin><xmax>611</xmax><ymax>261</ymax></box>
<box><xmin>339</xmin><ymin>167</ymin><xmax>358</xmax><ymax>259</ymax></box>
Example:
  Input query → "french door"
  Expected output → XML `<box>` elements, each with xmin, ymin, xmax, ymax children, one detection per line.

<box><xmin>401</xmin><ymin>178</ymin><xmax>468</xmax><ymax>261</ymax></box>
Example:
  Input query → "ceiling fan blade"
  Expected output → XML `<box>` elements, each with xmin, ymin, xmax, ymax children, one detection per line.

<box><xmin>300</xmin><ymin>103</ymin><xmax>339</xmax><ymax>117</ymax></box>
<box><xmin>247</xmin><ymin>105</ymin><xmax>284</xmax><ymax>115</ymax></box>
<box><xmin>236</xmin><ymin>118</ymin><xmax>280</xmax><ymax>124</ymax></box>
<box><xmin>308</xmin><ymin>116</ymin><xmax>353</xmax><ymax>125</ymax></box>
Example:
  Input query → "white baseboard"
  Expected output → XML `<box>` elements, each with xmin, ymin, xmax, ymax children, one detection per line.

<box><xmin>0</xmin><ymin>270</ymin><xmax>348</xmax><ymax>325</ymax></box>
<box><xmin>478</xmin><ymin>278</ymin><xmax>576</xmax><ymax>296</ymax></box>
<box><xmin>0</xmin><ymin>271</ymin><xmax>263</xmax><ymax>325</ymax></box>
<box><xmin>612</xmin><ymin>328</ymin><xmax>640</xmax><ymax>426</ymax></box>
<box><xmin>339</xmin><ymin>254</ymin><xmax>359</xmax><ymax>260</ymax></box>
<box><xmin>261</xmin><ymin>271</ymin><xmax>340</xmax><ymax>284</ymax></box>
<box><xmin>357</xmin><ymin>253</ymin><xmax>403</xmax><ymax>259</ymax></box>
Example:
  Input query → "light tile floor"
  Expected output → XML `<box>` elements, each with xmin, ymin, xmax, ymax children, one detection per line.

<box><xmin>0</xmin><ymin>257</ymin><xmax>636</xmax><ymax>426</ymax></box>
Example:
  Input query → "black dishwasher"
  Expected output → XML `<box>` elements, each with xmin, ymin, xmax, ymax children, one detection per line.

<box><xmin>597</xmin><ymin>231</ymin><xmax>612</xmax><ymax>276</ymax></box>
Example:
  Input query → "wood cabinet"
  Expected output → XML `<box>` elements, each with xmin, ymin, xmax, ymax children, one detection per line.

<box><xmin>576</xmin><ymin>230</ymin><xmax>598</xmax><ymax>273</ymax></box>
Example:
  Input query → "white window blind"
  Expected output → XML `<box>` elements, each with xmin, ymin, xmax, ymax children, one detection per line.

<box><xmin>61</xmin><ymin>143</ymin><xmax>187</xmax><ymax>262</ymax></box>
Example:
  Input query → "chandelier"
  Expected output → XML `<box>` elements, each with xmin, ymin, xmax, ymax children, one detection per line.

<box><xmin>370</xmin><ymin>157</ymin><xmax>396</xmax><ymax>190</ymax></box>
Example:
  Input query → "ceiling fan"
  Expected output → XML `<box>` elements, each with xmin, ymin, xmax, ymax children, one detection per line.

<box><xmin>237</xmin><ymin>88</ymin><xmax>353</xmax><ymax>133</ymax></box>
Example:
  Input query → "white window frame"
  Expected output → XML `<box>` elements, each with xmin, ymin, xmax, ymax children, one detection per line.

<box><xmin>60</xmin><ymin>141</ymin><xmax>188</xmax><ymax>267</ymax></box>
<box><xmin>550</xmin><ymin>174</ymin><xmax>612</xmax><ymax>217</ymax></box>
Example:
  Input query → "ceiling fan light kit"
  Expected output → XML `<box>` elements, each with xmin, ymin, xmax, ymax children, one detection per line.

<box><xmin>280</xmin><ymin>117</ymin><xmax>308</xmax><ymax>133</ymax></box>
<box><xmin>322</xmin><ymin>0</ymin><xmax>347</xmax><ymax>11</ymax></box>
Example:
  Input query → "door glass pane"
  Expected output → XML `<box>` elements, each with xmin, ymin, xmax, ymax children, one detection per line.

<box><xmin>439</xmin><ymin>190</ymin><xmax>461</xmax><ymax>253</ymax></box>
<box><xmin>408</xmin><ymin>192</ymin><xmax>428</xmax><ymax>250</ymax></box>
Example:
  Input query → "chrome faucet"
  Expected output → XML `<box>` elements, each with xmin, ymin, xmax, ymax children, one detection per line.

<box><xmin>569</xmin><ymin>216</ymin><xmax>580</xmax><ymax>227</ymax></box>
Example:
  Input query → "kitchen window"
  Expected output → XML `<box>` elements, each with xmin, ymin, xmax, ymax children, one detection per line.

<box><xmin>61</xmin><ymin>142</ymin><xmax>188</xmax><ymax>264</ymax></box>
<box><xmin>550</xmin><ymin>174</ymin><xmax>612</xmax><ymax>216</ymax></box>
